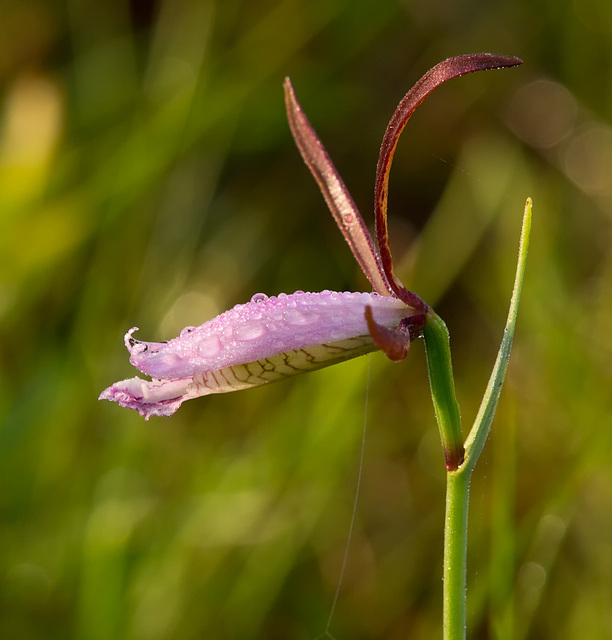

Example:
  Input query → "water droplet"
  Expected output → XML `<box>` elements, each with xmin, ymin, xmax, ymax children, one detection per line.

<box><xmin>235</xmin><ymin>321</ymin><xmax>267</xmax><ymax>341</ymax></box>
<box><xmin>284</xmin><ymin>309</ymin><xmax>321</xmax><ymax>325</ymax></box>
<box><xmin>180</xmin><ymin>326</ymin><xmax>196</xmax><ymax>337</ymax></box>
<box><xmin>251</xmin><ymin>293</ymin><xmax>268</xmax><ymax>303</ymax></box>
<box><xmin>197</xmin><ymin>336</ymin><xmax>222</xmax><ymax>357</ymax></box>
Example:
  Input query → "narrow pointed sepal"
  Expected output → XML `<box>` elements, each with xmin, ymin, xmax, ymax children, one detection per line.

<box><xmin>284</xmin><ymin>78</ymin><xmax>392</xmax><ymax>296</ymax></box>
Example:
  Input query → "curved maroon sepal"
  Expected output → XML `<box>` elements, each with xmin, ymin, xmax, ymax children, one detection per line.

<box><xmin>374</xmin><ymin>54</ymin><xmax>523</xmax><ymax>307</ymax></box>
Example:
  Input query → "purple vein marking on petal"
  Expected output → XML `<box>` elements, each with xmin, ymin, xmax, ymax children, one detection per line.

<box><xmin>284</xmin><ymin>78</ymin><xmax>392</xmax><ymax>297</ymax></box>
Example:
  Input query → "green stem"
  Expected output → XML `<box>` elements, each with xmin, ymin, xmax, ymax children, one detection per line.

<box><xmin>426</xmin><ymin>198</ymin><xmax>532</xmax><ymax>639</ymax></box>
<box><xmin>443</xmin><ymin>468</ymin><xmax>470</xmax><ymax>640</ymax></box>
<box><xmin>423</xmin><ymin>312</ymin><xmax>463</xmax><ymax>470</ymax></box>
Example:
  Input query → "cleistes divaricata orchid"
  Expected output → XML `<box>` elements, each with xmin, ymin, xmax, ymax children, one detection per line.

<box><xmin>100</xmin><ymin>54</ymin><xmax>523</xmax><ymax>421</ymax></box>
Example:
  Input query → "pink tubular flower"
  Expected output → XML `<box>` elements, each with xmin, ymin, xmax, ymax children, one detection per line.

<box><xmin>99</xmin><ymin>291</ymin><xmax>421</xmax><ymax>418</ymax></box>
<box><xmin>100</xmin><ymin>54</ymin><xmax>522</xmax><ymax>419</ymax></box>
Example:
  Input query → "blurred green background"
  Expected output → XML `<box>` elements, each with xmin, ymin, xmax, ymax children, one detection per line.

<box><xmin>2</xmin><ymin>0</ymin><xmax>612</xmax><ymax>638</ymax></box>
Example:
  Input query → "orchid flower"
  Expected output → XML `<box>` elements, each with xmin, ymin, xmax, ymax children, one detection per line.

<box><xmin>100</xmin><ymin>54</ymin><xmax>522</xmax><ymax>421</ymax></box>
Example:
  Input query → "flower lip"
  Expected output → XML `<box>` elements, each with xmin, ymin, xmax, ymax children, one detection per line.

<box><xmin>124</xmin><ymin>290</ymin><xmax>417</xmax><ymax>381</ymax></box>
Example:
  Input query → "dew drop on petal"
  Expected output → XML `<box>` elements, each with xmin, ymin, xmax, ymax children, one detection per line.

<box><xmin>180</xmin><ymin>326</ymin><xmax>196</xmax><ymax>337</ymax></box>
<box><xmin>251</xmin><ymin>293</ymin><xmax>268</xmax><ymax>303</ymax></box>
<box><xmin>197</xmin><ymin>335</ymin><xmax>222</xmax><ymax>357</ymax></box>
<box><xmin>234</xmin><ymin>321</ymin><xmax>267</xmax><ymax>341</ymax></box>
<box><xmin>284</xmin><ymin>309</ymin><xmax>321</xmax><ymax>325</ymax></box>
